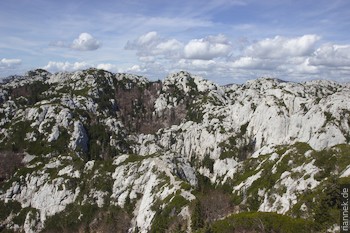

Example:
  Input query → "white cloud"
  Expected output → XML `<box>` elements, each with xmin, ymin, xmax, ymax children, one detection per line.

<box><xmin>43</xmin><ymin>61</ymin><xmax>147</xmax><ymax>75</ymax></box>
<box><xmin>71</xmin><ymin>33</ymin><xmax>101</xmax><ymax>51</ymax></box>
<box><xmin>155</xmin><ymin>39</ymin><xmax>183</xmax><ymax>55</ymax></box>
<box><xmin>0</xmin><ymin>58</ymin><xmax>22</xmax><ymax>69</ymax></box>
<box><xmin>231</xmin><ymin>57</ymin><xmax>278</xmax><ymax>70</ymax></box>
<box><xmin>184</xmin><ymin>34</ymin><xmax>232</xmax><ymax>60</ymax></box>
<box><xmin>276</xmin><ymin>57</ymin><xmax>319</xmax><ymax>75</ymax></box>
<box><xmin>245</xmin><ymin>35</ymin><xmax>320</xmax><ymax>59</ymax></box>
<box><xmin>125</xmin><ymin>31</ymin><xmax>159</xmax><ymax>51</ymax></box>
<box><xmin>127</xmin><ymin>65</ymin><xmax>143</xmax><ymax>72</ymax></box>
<box><xmin>137</xmin><ymin>31</ymin><xmax>158</xmax><ymax>45</ymax></box>
<box><xmin>124</xmin><ymin>33</ymin><xmax>350</xmax><ymax>83</ymax></box>
<box><xmin>177</xmin><ymin>59</ymin><xmax>217</xmax><ymax>70</ymax></box>
<box><xmin>98</xmin><ymin>63</ymin><xmax>148</xmax><ymax>74</ymax></box>
<box><xmin>117</xmin><ymin>64</ymin><xmax>148</xmax><ymax>74</ymax></box>
<box><xmin>309</xmin><ymin>44</ymin><xmax>350</xmax><ymax>67</ymax></box>
<box><xmin>96</xmin><ymin>63</ymin><xmax>118</xmax><ymax>72</ymax></box>
<box><xmin>228</xmin><ymin>35</ymin><xmax>325</xmax><ymax>78</ymax></box>
<box><xmin>126</xmin><ymin>32</ymin><xmax>233</xmax><ymax>62</ymax></box>
<box><xmin>125</xmin><ymin>31</ymin><xmax>183</xmax><ymax>58</ymax></box>
<box><xmin>43</xmin><ymin>61</ymin><xmax>90</xmax><ymax>72</ymax></box>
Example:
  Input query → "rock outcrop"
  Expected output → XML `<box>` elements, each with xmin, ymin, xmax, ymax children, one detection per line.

<box><xmin>0</xmin><ymin>69</ymin><xmax>349</xmax><ymax>232</ymax></box>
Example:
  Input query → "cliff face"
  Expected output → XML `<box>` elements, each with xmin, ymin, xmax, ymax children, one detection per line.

<box><xmin>0</xmin><ymin>69</ymin><xmax>349</xmax><ymax>232</ymax></box>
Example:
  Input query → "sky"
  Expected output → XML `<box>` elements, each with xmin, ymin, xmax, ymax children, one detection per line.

<box><xmin>0</xmin><ymin>0</ymin><xmax>350</xmax><ymax>84</ymax></box>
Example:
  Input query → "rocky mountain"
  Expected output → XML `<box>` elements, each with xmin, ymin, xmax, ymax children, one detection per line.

<box><xmin>0</xmin><ymin>68</ymin><xmax>349</xmax><ymax>233</ymax></box>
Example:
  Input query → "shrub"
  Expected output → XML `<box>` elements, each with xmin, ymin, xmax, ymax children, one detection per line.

<box><xmin>202</xmin><ymin>155</ymin><xmax>214</xmax><ymax>173</ymax></box>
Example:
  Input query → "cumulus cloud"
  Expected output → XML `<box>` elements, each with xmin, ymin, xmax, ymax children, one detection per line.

<box><xmin>124</xmin><ymin>32</ymin><xmax>350</xmax><ymax>83</ymax></box>
<box><xmin>125</xmin><ymin>31</ymin><xmax>159</xmax><ymax>52</ymax></box>
<box><xmin>245</xmin><ymin>34</ymin><xmax>320</xmax><ymax>59</ymax></box>
<box><xmin>309</xmin><ymin>44</ymin><xmax>350</xmax><ymax>68</ymax></box>
<box><xmin>137</xmin><ymin>31</ymin><xmax>158</xmax><ymax>46</ymax></box>
<box><xmin>71</xmin><ymin>33</ymin><xmax>101</xmax><ymax>51</ymax></box>
<box><xmin>155</xmin><ymin>39</ymin><xmax>183</xmax><ymax>55</ymax></box>
<box><xmin>96</xmin><ymin>63</ymin><xmax>118</xmax><ymax>72</ymax></box>
<box><xmin>228</xmin><ymin>34</ymin><xmax>324</xmax><ymax>77</ymax></box>
<box><xmin>184</xmin><ymin>34</ymin><xmax>232</xmax><ymax>60</ymax></box>
<box><xmin>126</xmin><ymin>32</ymin><xmax>232</xmax><ymax>65</ymax></box>
<box><xmin>231</xmin><ymin>57</ymin><xmax>278</xmax><ymax>70</ymax></box>
<box><xmin>43</xmin><ymin>61</ymin><xmax>90</xmax><ymax>72</ymax></box>
<box><xmin>116</xmin><ymin>64</ymin><xmax>149</xmax><ymax>74</ymax></box>
<box><xmin>42</xmin><ymin>61</ymin><xmax>148</xmax><ymax>75</ymax></box>
<box><xmin>97</xmin><ymin>63</ymin><xmax>146</xmax><ymax>73</ymax></box>
<box><xmin>50</xmin><ymin>33</ymin><xmax>101</xmax><ymax>51</ymax></box>
<box><xmin>126</xmin><ymin>65</ymin><xmax>143</xmax><ymax>72</ymax></box>
<box><xmin>0</xmin><ymin>58</ymin><xmax>22</xmax><ymax>69</ymax></box>
<box><xmin>177</xmin><ymin>59</ymin><xmax>217</xmax><ymax>70</ymax></box>
<box><xmin>125</xmin><ymin>31</ymin><xmax>183</xmax><ymax>59</ymax></box>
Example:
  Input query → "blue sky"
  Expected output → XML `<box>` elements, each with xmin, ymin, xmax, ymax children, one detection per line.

<box><xmin>1</xmin><ymin>0</ymin><xmax>350</xmax><ymax>84</ymax></box>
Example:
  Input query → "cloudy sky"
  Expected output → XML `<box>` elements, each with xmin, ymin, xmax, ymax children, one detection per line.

<box><xmin>0</xmin><ymin>0</ymin><xmax>350</xmax><ymax>84</ymax></box>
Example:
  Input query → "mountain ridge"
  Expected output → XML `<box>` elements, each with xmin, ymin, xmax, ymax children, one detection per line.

<box><xmin>0</xmin><ymin>68</ymin><xmax>349</xmax><ymax>232</ymax></box>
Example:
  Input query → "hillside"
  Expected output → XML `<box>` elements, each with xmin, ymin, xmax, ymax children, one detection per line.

<box><xmin>0</xmin><ymin>69</ymin><xmax>349</xmax><ymax>233</ymax></box>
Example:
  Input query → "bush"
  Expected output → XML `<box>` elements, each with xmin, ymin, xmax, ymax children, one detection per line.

<box><xmin>202</xmin><ymin>155</ymin><xmax>214</xmax><ymax>173</ymax></box>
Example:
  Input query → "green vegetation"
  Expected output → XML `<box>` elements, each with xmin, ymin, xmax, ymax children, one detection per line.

<box><xmin>150</xmin><ymin>195</ymin><xmax>189</xmax><ymax>232</ymax></box>
<box><xmin>0</xmin><ymin>200</ymin><xmax>22</xmax><ymax>221</ymax></box>
<box><xmin>191</xmin><ymin>149</ymin><xmax>335</xmax><ymax>232</ymax></box>
<box><xmin>86</xmin><ymin>123</ymin><xmax>118</xmax><ymax>160</ymax></box>
<box><xmin>324</xmin><ymin>111</ymin><xmax>336</xmax><ymax>123</ymax></box>
<box><xmin>218</xmin><ymin>123</ymin><xmax>254</xmax><ymax>161</ymax></box>
<box><xmin>207</xmin><ymin>212</ymin><xmax>315</xmax><ymax>233</ymax></box>
<box><xmin>27</xmin><ymin>69</ymin><xmax>50</xmax><ymax>77</ymax></box>
<box><xmin>2</xmin><ymin>70</ymin><xmax>350</xmax><ymax>233</ymax></box>
<box><xmin>191</xmin><ymin>200</ymin><xmax>204</xmax><ymax>231</ymax></box>
<box><xmin>50</xmin><ymin>128</ymin><xmax>70</xmax><ymax>154</ymax></box>
<box><xmin>0</xmin><ymin>119</ymin><xmax>72</xmax><ymax>157</ymax></box>
<box><xmin>43</xmin><ymin>201</ymin><xmax>130</xmax><ymax>232</ymax></box>
<box><xmin>44</xmin><ymin>203</ymin><xmax>98</xmax><ymax>231</ymax></box>
<box><xmin>187</xmin><ymin>103</ymin><xmax>204</xmax><ymax>123</ymax></box>
<box><xmin>289</xmin><ymin>176</ymin><xmax>340</xmax><ymax>230</ymax></box>
<box><xmin>202</xmin><ymin>155</ymin><xmax>214</xmax><ymax>173</ymax></box>
<box><xmin>119</xmin><ymin>153</ymin><xmax>156</xmax><ymax>165</ymax></box>
<box><xmin>294</xmin><ymin>142</ymin><xmax>312</xmax><ymax>154</ymax></box>
<box><xmin>2</xmin><ymin>120</ymin><xmax>32</xmax><ymax>153</ymax></box>
<box><xmin>12</xmin><ymin>207</ymin><xmax>37</xmax><ymax>226</ymax></box>
<box><xmin>27</xmin><ymin>81</ymin><xmax>51</xmax><ymax>105</ymax></box>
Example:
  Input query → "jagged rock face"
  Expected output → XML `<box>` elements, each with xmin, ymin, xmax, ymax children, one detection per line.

<box><xmin>0</xmin><ymin>69</ymin><xmax>349</xmax><ymax>233</ymax></box>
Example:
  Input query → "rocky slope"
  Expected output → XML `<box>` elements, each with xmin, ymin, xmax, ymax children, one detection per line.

<box><xmin>0</xmin><ymin>68</ymin><xmax>349</xmax><ymax>232</ymax></box>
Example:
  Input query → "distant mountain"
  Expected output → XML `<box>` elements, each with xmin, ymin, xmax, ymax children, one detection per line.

<box><xmin>0</xmin><ymin>68</ymin><xmax>349</xmax><ymax>232</ymax></box>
